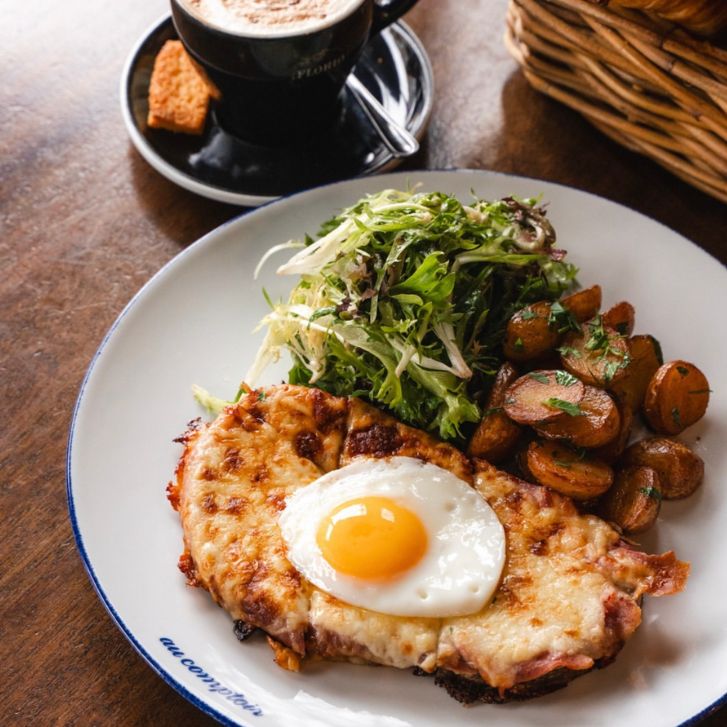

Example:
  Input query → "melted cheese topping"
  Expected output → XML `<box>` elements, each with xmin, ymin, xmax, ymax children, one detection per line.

<box><xmin>174</xmin><ymin>385</ymin><xmax>687</xmax><ymax>693</ymax></box>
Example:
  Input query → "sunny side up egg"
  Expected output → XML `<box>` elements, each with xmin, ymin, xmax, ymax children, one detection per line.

<box><xmin>279</xmin><ymin>456</ymin><xmax>506</xmax><ymax>618</ymax></box>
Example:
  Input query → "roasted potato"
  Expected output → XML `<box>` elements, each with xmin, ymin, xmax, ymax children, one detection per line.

<box><xmin>560</xmin><ymin>284</ymin><xmax>602</xmax><ymax>323</ymax></box>
<box><xmin>600</xmin><ymin>466</ymin><xmax>662</xmax><ymax>534</ymax></box>
<box><xmin>525</xmin><ymin>439</ymin><xmax>614</xmax><ymax>499</ymax></box>
<box><xmin>503</xmin><ymin>370</ymin><xmax>585</xmax><ymax>426</ymax></box>
<box><xmin>643</xmin><ymin>360</ymin><xmax>710</xmax><ymax>434</ymax></box>
<box><xmin>560</xmin><ymin>318</ymin><xmax>630</xmax><ymax>388</ymax></box>
<box><xmin>503</xmin><ymin>301</ymin><xmax>560</xmax><ymax>362</ymax></box>
<box><xmin>515</xmin><ymin>441</ymin><xmax>536</xmax><ymax>481</ymax></box>
<box><xmin>592</xmin><ymin>399</ymin><xmax>633</xmax><ymax>463</ymax></box>
<box><xmin>468</xmin><ymin>362</ymin><xmax>521</xmax><ymax>463</ymax></box>
<box><xmin>602</xmin><ymin>301</ymin><xmax>635</xmax><ymax>336</ymax></box>
<box><xmin>622</xmin><ymin>437</ymin><xmax>704</xmax><ymax>499</ymax></box>
<box><xmin>535</xmin><ymin>385</ymin><xmax>620</xmax><ymax>449</ymax></box>
<box><xmin>610</xmin><ymin>334</ymin><xmax>662</xmax><ymax>411</ymax></box>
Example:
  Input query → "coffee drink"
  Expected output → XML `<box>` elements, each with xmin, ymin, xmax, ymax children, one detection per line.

<box><xmin>170</xmin><ymin>0</ymin><xmax>421</xmax><ymax>144</ymax></box>
<box><xmin>179</xmin><ymin>0</ymin><xmax>365</xmax><ymax>36</ymax></box>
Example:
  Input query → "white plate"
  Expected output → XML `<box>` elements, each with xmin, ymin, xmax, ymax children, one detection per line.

<box><xmin>67</xmin><ymin>170</ymin><xmax>727</xmax><ymax>727</ymax></box>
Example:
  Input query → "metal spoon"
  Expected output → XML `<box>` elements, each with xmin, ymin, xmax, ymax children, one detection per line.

<box><xmin>346</xmin><ymin>74</ymin><xmax>420</xmax><ymax>158</ymax></box>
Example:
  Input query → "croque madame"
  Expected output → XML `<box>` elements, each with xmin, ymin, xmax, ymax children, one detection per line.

<box><xmin>167</xmin><ymin>384</ymin><xmax>688</xmax><ymax>703</ymax></box>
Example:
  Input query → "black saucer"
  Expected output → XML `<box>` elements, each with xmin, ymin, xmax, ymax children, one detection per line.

<box><xmin>121</xmin><ymin>16</ymin><xmax>433</xmax><ymax>206</ymax></box>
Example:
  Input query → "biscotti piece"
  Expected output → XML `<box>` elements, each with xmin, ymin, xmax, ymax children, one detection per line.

<box><xmin>147</xmin><ymin>40</ymin><xmax>220</xmax><ymax>135</ymax></box>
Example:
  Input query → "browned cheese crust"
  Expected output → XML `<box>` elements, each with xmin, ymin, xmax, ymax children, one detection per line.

<box><xmin>168</xmin><ymin>385</ymin><xmax>688</xmax><ymax>702</ymax></box>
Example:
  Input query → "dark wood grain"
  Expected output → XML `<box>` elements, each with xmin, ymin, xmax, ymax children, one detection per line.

<box><xmin>1</xmin><ymin>1</ymin><xmax>724</xmax><ymax>725</ymax></box>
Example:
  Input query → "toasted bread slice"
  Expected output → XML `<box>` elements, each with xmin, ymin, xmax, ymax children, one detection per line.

<box><xmin>147</xmin><ymin>40</ymin><xmax>220</xmax><ymax>135</ymax></box>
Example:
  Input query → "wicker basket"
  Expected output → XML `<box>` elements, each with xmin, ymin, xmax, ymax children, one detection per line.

<box><xmin>505</xmin><ymin>0</ymin><xmax>727</xmax><ymax>203</ymax></box>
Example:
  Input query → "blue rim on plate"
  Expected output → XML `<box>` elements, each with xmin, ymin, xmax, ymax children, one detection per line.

<box><xmin>66</xmin><ymin>281</ymin><xmax>248</xmax><ymax>727</ymax></box>
<box><xmin>120</xmin><ymin>15</ymin><xmax>434</xmax><ymax>207</ymax></box>
<box><xmin>67</xmin><ymin>168</ymin><xmax>727</xmax><ymax>726</ymax></box>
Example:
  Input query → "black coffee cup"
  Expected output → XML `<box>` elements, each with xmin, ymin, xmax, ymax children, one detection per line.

<box><xmin>171</xmin><ymin>0</ymin><xmax>420</xmax><ymax>146</ymax></box>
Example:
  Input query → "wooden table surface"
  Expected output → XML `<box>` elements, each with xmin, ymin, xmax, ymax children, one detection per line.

<box><xmin>2</xmin><ymin>0</ymin><xmax>725</xmax><ymax>724</ymax></box>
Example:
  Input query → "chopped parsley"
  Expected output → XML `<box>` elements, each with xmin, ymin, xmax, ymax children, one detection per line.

<box><xmin>671</xmin><ymin>407</ymin><xmax>682</xmax><ymax>428</ymax></box>
<box><xmin>603</xmin><ymin>359</ymin><xmax>622</xmax><ymax>384</ymax></box>
<box><xmin>528</xmin><ymin>371</ymin><xmax>551</xmax><ymax>384</ymax></box>
<box><xmin>558</xmin><ymin>344</ymin><xmax>582</xmax><ymax>359</ymax></box>
<box><xmin>585</xmin><ymin>315</ymin><xmax>627</xmax><ymax>361</ymax></box>
<box><xmin>554</xmin><ymin>370</ymin><xmax>579</xmax><ymax>387</ymax></box>
<box><xmin>640</xmin><ymin>486</ymin><xmax>662</xmax><ymax>501</ymax></box>
<box><xmin>584</xmin><ymin>315</ymin><xmax>609</xmax><ymax>353</ymax></box>
<box><xmin>581</xmin><ymin>314</ymin><xmax>630</xmax><ymax>382</ymax></box>
<box><xmin>544</xmin><ymin>398</ymin><xmax>583</xmax><ymax>416</ymax></box>
<box><xmin>548</xmin><ymin>300</ymin><xmax>579</xmax><ymax>333</ymax></box>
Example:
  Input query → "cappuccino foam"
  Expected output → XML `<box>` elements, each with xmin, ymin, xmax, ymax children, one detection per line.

<box><xmin>181</xmin><ymin>0</ymin><xmax>365</xmax><ymax>37</ymax></box>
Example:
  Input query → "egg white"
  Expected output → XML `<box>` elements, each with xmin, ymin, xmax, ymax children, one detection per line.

<box><xmin>279</xmin><ymin>456</ymin><xmax>506</xmax><ymax>618</ymax></box>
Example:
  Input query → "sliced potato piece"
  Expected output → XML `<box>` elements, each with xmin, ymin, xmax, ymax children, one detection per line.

<box><xmin>600</xmin><ymin>466</ymin><xmax>662</xmax><ymax>534</ymax></box>
<box><xmin>622</xmin><ymin>437</ymin><xmax>704</xmax><ymax>499</ymax></box>
<box><xmin>468</xmin><ymin>362</ymin><xmax>521</xmax><ymax>463</ymax></box>
<box><xmin>610</xmin><ymin>334</ymin><xmax>662</xmax><ymax>411</ymax></box>
<box><xmin>515</xmin><ymin>436</ymin><xmax>537</xmax><ymax>481</ymax></box>
<box><xmin>503</xmin><ymin>370</ymin><xmax>585</xmax><ymax>426</ymax></box>
<box><xmin>560</xmin><ymin>318</ymin><xmax>630</xmax><ymax>388</ymax></box>
<box><xmin>560</xmin><ymin>284</ymin><xmax>602</xmax><ymax>323</ymax></box>
<box><xmin>602</xmin><ymin>301</ymin><xmax>635</xmax><ymax>336</ymax></box>
<box><xmin>643</xmin><ymin>360</ymin><xmax>710</xmax><ymax>434</ymax></box>
<box><xmin>592</xmin><ymin>399</ymin><xmax>633</xmax><ymax>462</ymax></box>
<box><xmin>469</xmin><ymin>409</ymin><xmax>521</xmax><ymax>464</ymax></box>
<box><xmin>525</xmin><ymin>439</ymin><xmax>613</xmax><ymax>499</ymax></box>
<box><xmin>492</xmin><ymin>361</ymin><xmax>519</xmax><ymax>398</ymax></box>
<box><xmin>503</xmin><ymin>301</ymin><xmax>560</xmax><ymax>362</ymax></box>
<box><xmin>535</xmin><ymin>385</ymin><xmax>620</xmax><ymax>448</ymax></box>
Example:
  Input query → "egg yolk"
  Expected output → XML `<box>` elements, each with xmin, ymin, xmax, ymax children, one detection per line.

<box><xmin>316</xmin><ymin>497</ymin><xmax>427</xmax><ymax>580</ymax></box>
